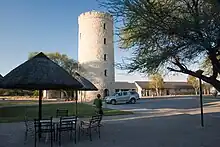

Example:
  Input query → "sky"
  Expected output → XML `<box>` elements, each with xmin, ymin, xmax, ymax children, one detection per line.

<box><xmin>0</xmin><ymin>0</ymin><xmax>188</xmax><ymax>82</ymax></box>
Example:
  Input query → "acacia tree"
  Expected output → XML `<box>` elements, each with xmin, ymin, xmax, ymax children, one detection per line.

<box><xmin>187</xmin><ymin>75</ymin><xmax>199</xmax><ymax>95</ymax></box>
<box><xmin>99</xmin><ymin>0</ymin><xmax>220</xmax><ymax>91</ymax></box>
<box><xmin>29</xmin><ymin>52</ymin><xmax>85</xmax><ymax>75</ymax></box>
<box><xmin>149</xmin><ymin>73</ymin><xmax>164</xmax><ymax>96</ymax></box>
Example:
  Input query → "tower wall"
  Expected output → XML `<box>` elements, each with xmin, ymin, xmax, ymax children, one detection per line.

<box><xmin>78</xmin><ymin>11</ymin><xmax>115</xmax><ymax>101</ymax></box>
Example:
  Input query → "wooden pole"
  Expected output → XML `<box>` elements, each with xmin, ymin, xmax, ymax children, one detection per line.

<box><xmin>39</xmin><ymin>90</ymin><xmax>43</xmax><ymax>120</ymax></box>
<box><xmin>76</xmin><ymin>90</ymin><xmax>78</xmax><ymax>116</ymax></box>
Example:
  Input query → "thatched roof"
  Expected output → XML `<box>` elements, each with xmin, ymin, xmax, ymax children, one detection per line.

<box><xmin>0</xmin><ymin>52</ymin><xmax>83</xmax><ymax>90</ymax></box>
<box><xmin>74</xmin><ymin>72</ymin><xmax>98</xmax><ymax>91</ymax></box>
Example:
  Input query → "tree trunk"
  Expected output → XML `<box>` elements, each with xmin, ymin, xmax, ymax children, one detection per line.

<box><xmin>156</xmin><ymin>88</ymin><xmax>159</xmax><ymax>96</ymax></box>
<box><xmin>195</xmin><ymin>89</ymin><xmax>198</xmax><ymax>95</ymax></box>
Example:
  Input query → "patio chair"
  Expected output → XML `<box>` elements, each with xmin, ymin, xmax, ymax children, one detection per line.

<box><xmin>24</xmin><ymin>114</ymin><xmax>34</xmax><ymax>144</ymax></box>
<box><xmin>34</xmin><ymin>117</ymin><xmax>55</xmax><ymax>147</ymax></box>
<box><xmin>57</xmin><ymin>116</ymin><xmax>77</xmax><ymax>146</ymax></box>
<box><xmin>78</xmin><ymin>114</ymin><xmax>102</xmax><ymax>141</ymax></box>
<box><xmin>56</xmin><ymin>109</ymin><xmax>68</xmax><ymax>117</ymax></box>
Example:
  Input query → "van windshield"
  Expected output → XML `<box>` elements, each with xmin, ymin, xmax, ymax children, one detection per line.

<box><xmin>112</xmin><ymin>93</ymin><xmax>117</xmax><ymax>96</ymax></box>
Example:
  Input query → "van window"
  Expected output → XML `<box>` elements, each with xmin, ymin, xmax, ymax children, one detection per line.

<box><xmin>123</xmin><ymin>92</ymin><xmax>128</xmax><ymax>95</ymax></box>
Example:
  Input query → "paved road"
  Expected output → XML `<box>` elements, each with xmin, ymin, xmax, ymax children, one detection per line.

<box><xmin>105</xmin><ymin>97</ymin><xmax>199</xmax><ymax>110</ymax></box>
<box><xmin>105</xmin><ymin>96</ymin><xmax>220</xmax><ymax>117</ymax></box>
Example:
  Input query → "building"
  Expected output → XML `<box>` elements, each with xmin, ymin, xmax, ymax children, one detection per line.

<box><xmin>77</xmin><ymin>11</ymin><xmax>115</xmax><ymax>100</ymax></box>
<box><xmin>134</xmin><ymin>81</ymin><xmax>195</xmax><ymax>97</ymax></box>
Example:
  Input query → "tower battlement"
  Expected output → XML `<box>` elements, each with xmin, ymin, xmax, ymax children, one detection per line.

<box><xmin>78</xmin><ymin>10</ymin><xmax>113</xmax><ymax>21</ymax></box>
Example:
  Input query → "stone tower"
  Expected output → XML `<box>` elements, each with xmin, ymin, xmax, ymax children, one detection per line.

<box><xmin>78</xmin><ymin>11</ymin><xmax>115</xmax><ymax>101</ymax></box>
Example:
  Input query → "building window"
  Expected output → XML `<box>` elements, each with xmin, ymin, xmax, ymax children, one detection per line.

<box><xmin>80</xmin><ymin>33</ymin><xmax>81</xmax><ymax>39</ymax></box>
<box><xmin>104</xmin><ymin>38</ymin><xmax>106</xmax><ymax>44</ymax></box>
<box><xmin>104</xmin><ymin>69</ymin><xmax>107</xmax><ymax>76</ymax></box>
<box><xmin>104</xmin><ymin>54</ymin><xmax>107</xmax><ymax>61</ymax></box>
<box><xmin>104</xmin><ymin>23</ymin><xmax>106</xmax><ymax>29</ymax></box>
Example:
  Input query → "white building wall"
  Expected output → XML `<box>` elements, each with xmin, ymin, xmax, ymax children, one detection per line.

<box><xmin>78</xmin><ymin>11</ymin><xmax>115</xmax><ymax>101</ymax></box>
<box><xmin>134</xmin><ymin>82</ymin><xmax>143</xmax><ymax>98</ymax></box>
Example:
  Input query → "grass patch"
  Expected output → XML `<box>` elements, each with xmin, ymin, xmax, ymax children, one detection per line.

<box><xmin>0</xmin><ymin>101</ymin><xmax>37</xmax><ymax>106</ymax></box>
<box><xmin>0</xmin><ymin>100</ymin><xmax>56</xmax><ymax>107</ymax></box>
<box><xmin>0</xmin><ymin>102</ymin><xmax>132</xmax><ymax>123</ymax></box>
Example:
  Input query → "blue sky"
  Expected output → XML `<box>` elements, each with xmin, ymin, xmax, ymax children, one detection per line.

<box><xmin>0</xmin><ymin>0</ymin><xmax>187</xmax><ymax>82</ymax></box>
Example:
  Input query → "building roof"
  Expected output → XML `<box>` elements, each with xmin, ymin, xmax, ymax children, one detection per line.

<box><xmin>164</xmin><ymin>82</ymin><xmax>193</xmax><ymax>89</ymax></box>
<box><xmin>135</xmin><ymin>81</ymin><xmax>193</xmax><ymax>89</ymax></box>
<box><xmin>114</xmin><ymin>82</ymin><xmax>137</xmax><ymax>89</ymax></box>
<box><xmin>135</xmin><ymin>81</ymin><xmax>150</xmax><ymax>89</ymax></box>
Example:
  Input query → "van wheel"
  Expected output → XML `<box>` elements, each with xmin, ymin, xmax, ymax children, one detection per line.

<box><xmin>111</xmin><ymin>100</ymin><xmax>116</xmax><ymax>105</ymax></box>
<box><xmin>130</xmin><ymin>98</ymin><xmax>136</xmax><ymax>104</ymax></box>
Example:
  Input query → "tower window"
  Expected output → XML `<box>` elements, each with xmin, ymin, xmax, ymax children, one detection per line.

<box><xmin>104</xmin><ymin>23</ymin><xmax>106</xmax><ymax>29</ymax></box>
<box><xmin>104</xmin><ymin>38</ymin><xmax>106</xmax><ymax>44</ymax></box>
<box><xmin>104</xmin><ymin>54</ymin><xmax>107</xmax><ymax>61</ymax></box>
<box><xmin>80</xmin><ymin>33</ymin><xmax>81</xmax><ymax>39</ymax></box>
<box><xmin>104</xmin><ymin>70</ymin><xmax>107</xmax><ymax>77</ymax></box>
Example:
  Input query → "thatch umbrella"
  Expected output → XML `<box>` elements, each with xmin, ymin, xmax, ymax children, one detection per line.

<box><xmin>0</xmin><ymin>74</ymin><xmax>3</xmax><ymax>81</ymax></box>
<box><xmin>0</xmin><ymin>52</ymin><xmax>83</xmax><ymax>119</ymax></box>
<box><xmin>73</xmin><ymin>72</ymin><xmax>98</xmax><ymax>115</ymax></box>
<box><xmin>74</xmin><ymin>72</ymin><xmax>98</xmax><ymax>91</ymax></box>
<box><xmin>0</xmin><ymin>74</ymin><xmax>3</xmax><ymax>87</ymax></box>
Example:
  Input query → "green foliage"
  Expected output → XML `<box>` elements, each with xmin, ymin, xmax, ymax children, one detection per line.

<box><xmin>149</xmin><ymin>73</ymin><xmax>164</xmax><ymax>96</ymax></box>
<box><xmin>200</xmin><ymin>56</ymin><xmax>220</xmax><ymax>76</ymax></box>
<box><xmin>187</xmin><ymin>75</ymin><xmax>199</xmax><ymax>94</ymax></box>
<box><xmin>202</xmin><ymin>82</ymin><xmax>212</xmax><ymax>90</ymax></box>
<box><xmin>0</xmin><ymin>103</ymin><xmax>132</xmax><ymax>123</ymax></box>
<box><xmin>0</xmin><ymin>89</ymin><xmax>35</xmax><ymax>96</ymax></box>
<box><xmin>28</xmin><ymin>52</ymin><xmax>85</xmax><ymax>75</ymax></box>
<box><xmin>99</xmin><ymin>0</ymin><xmax>220</xmax><ymax>91</ymax></box>
<box><xmin>200</xmin><ymin>57</ymin><xmax>212</xmax><ymax>75</ymax></box>
<box><xmin>32</xmin><ymin>90</ymin><xmax>39</xmax><ymax>96</ymax></box>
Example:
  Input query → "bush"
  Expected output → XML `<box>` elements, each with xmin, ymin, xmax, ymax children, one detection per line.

<box><xmin>33</xmin><ymin>90</ymin><xmax>39</xmax><ymax>96</ymax></box>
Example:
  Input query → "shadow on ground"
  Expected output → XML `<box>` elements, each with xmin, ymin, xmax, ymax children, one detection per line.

<box><xmin>0</xmin><ymin>112</ymin><xmax>220</xmax><ymax>147</ymax></box>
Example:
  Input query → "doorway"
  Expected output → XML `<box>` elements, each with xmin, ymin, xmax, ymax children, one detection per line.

<box><xmin>104</xmin><ymin>89</ymin><xmax>109</xmax><ymax>97</ymax></box>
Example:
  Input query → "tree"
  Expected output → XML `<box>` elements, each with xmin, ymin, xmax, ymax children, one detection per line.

<box><xmin>29</xmin><ymin>52</ymin><xmax>85</xmax><ymax>75</ymax></box>
<box><xmin>202</xmin><ymin>82</ymin><xmax>212</xmax><ymax>95</ymax></box>
<box><xmin>187</xmin><ymin>75</ymin><xmax>199</xmax><ymax>95</ymax></box>
<box><xmin>149</xmin><ymin>73</ymin><xmax>164</xmax><ymax>96</ymax></box>
<box><xmin>99</xmin><ymin>0</ymin><xmax>220</xmax><ymax>91</ymax></box>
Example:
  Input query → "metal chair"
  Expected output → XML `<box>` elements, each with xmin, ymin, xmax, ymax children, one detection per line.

<box><xmin>56</xmin><ymin>109</ymin><xmax>68</xmax><ymax>117</ymax></box>
<box><xmin>24</xmin><ymin>114</ymin><xmax>34</xmax><ymax>144</ymax></box>
<box><xmin>34</xmin><ymin>117</ymin><xmax>55</xmax><ymax>147</ymax></box>
<box><xmin>57</xmin><ymin>116</ymin><xmax>77</xmax><ymax>146</ymax></box>
<box><xmin>78</xmin><ymin>114</ymin><xmax>102</xmax><ymax>141</ymax></box>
